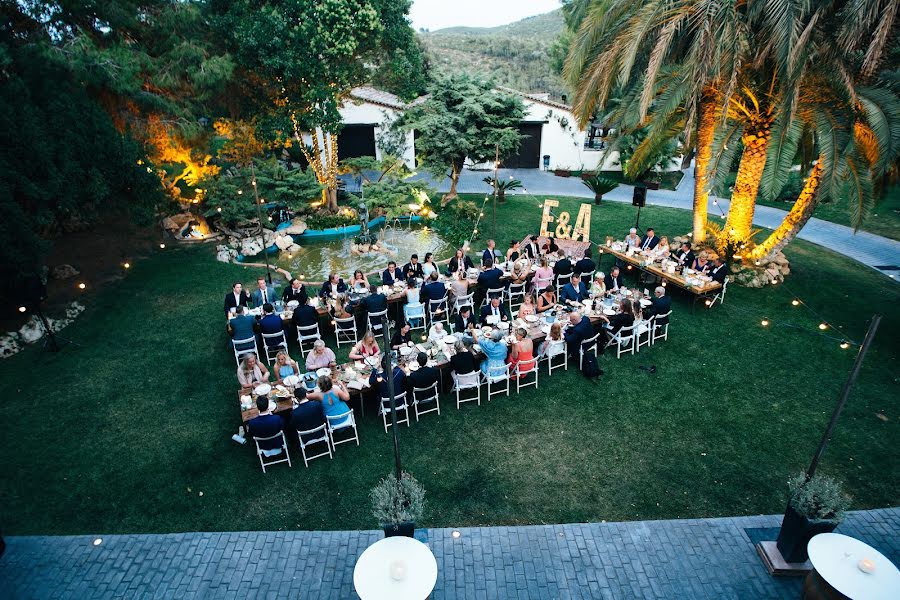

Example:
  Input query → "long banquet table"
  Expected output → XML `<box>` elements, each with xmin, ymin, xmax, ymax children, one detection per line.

<box><xmin>603</xmin><ymin>245</ymin><xmax>721</xmax><ymax>306</ymax></box>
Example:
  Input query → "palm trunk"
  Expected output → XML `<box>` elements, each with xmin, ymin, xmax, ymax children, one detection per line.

<box><xmin>692</xmin><ymin>91</ymin><xmax>717</xmax><ymax>242</ymax></box>
<box><xmin>725</xmin><ymin>115</ymin><xmax>773</xmax><ymax>241</ymax></box>
<box><xmin>749</xmin><ymin>160</ymin><xmax>823</xmax><ymax>262</ymax></box>
<box><xmin>325</xmin><ymin>187</ymin><xmax>338</xmax><ymax>212</ymax></box>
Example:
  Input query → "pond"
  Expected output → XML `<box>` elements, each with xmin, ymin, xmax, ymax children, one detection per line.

<box><xmin>272</xmin><ymin>222</ymin><xmax>455</xmax><ymax>281</ymax></box>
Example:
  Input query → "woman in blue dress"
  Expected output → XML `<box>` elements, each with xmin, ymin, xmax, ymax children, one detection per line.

<box><xmin>479</xmin><ymin>330</ymin><xmax>509</xmax><ymax>379</ymax></box>
<box><xmin>272</xmin><ymin>351</ymin><xmax>300</xmax><ymax>384</ymax></box>
<box><xmin>307</xmin><ymin>375</ymin><xmax>351</xmax><ymax>427</ymax></box>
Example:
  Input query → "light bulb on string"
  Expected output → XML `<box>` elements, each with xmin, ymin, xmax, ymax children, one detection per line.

<box><xmin>761</xmin><ymin>319</ymin><xmax>769</xmax><ymax>327</ymax></box>
<box><xmin>18</xmin><ymin>306</ymin><xmax>26</xmax><ymax>313</ymax></box>
<box><xmin>840</xmin><ymin>341</ymin><xmax>850</xmax><ymax>349</ymax></box>
<box><xmin>791</xmin><ymin>299</ymin><xmax>799</xmax><ymax>306</ymax></box>
<box><xmin>818</xmin><ymin>323</ymin><xmax>828</xmax><ymax>330</ymax></box>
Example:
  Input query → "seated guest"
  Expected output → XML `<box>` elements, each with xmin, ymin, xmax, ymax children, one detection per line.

<box><xmin>427</xmin><ymin>322</ymin><xmax>448</xmax><ymax>344</ymax></box>
<box><xmin>330</xmin><ymin>296</ymin><xmax>351</xmax><ymax>320</ymax></box>
<box><xmin>448</xmin><ymin>248</ymin><xmax>474</xmax><ymax>274</ymax></box>
<box><xmin>228</xmin><ymin>306</ymin><xmax>257</xmax><ymax>343</ymax></box>
<box><xmin>307</xmin><ymin>376</ymin><xmax>351</xmax><ymax>427</ymax></box>
<box><xmin>478</xmin><ymin>329</ymin><xmax>509</xmax><ymax>378</ymax></box>
<box><xmin>482</xmin><ymin>239</ymin><xmax>496</xmax><ymax>267</ymax></box>
<box><xmin>281</xmin><ymin>277</ymin><xmax>308</xmax><ymax>306</ymax></box>
<box><xmin>480</xmin><ymin>296</ymin><xmax>510</xmax><ymax>325</ymax></box>
<box><xmin>541</xmin><ymin>236</ymin><xmax>559</xmax><ymax>255</ymax></box>
<box><xmin>476</xmin><ymin>259</ymin><xmax>504</xmax><ymax>303</ymax></box>
<box><xmin>625</xmin><ymin>228</ymin><xmax>641</xmax><ymax>248</ymax></box>
<box><xmin>290</xmin><ymin>388</ymin><xmax>327</xmax><ymax>442</ymax></box>
<box><xmin>391</xmin><ymin>322</ymin><xmax>413</xmax><ymax>349</ymax></box>
<box><xmin>351</xmin><ymin>269</ymin><xmax>368</xmax><ymax>291</ymax></box>
<box><xmin>640</xmin><ymin>227</ymin><xmax>660</xmax><ymax>251</ymax></box>
<box><xmin>532</xmin><ymin>257</ymin><xmax>554</xmax><ymax>292</ymax></box>
<box><xmin>256</xmin><ymin>303</ymin><xmax>284</xmax><ymax>336</ymax></box>
<box><xmin>522</xmin><ymin>235</ymin><xmax>540</xmax><ymax>260</ymax></box>
<box><xmin>225</xmin><ymin>282</ymin><xmax>252</xmax><ymax>314</ymax></box>
<box><xmin>305</xmin><ymin>339</ymin><xmax>336</xmax><ymax>371</ymax></box>
<box><xmin>509</xmin><ymin>260</ymin><xmax>529</xmax><ymax>285</ymax></box>
<box><xmin>560</xmin><ymin>274</ymin><xmax>589</xmax><ymax>306</ymax></box>
<box><xmin>710</xmin><ymin>256</ymin><xmax>729</xmax><ymax>283</ymax></box>
<box><xmin>553</xmin><ymin>250</ymin><xmax>573</xmax><ymax>284</ymax></box>
<box><xmin>590</xmin><ymin>273</ymin><xmax>606</xmax><ymax>297</ymax></box>
<box><xmin>505</xmin><ymin>239</ymin><xmax>521</xmax><ymax>263</ymax></box>
<box><xmin>238</xmin><ymin>353</ymin><xmax>270</xmax><ymax>389</ymax></box>
<box><xmin>319</xmin><ymin>272</ymin><xmax>347</xmax><ymax>298</ymax></box>
<box><xmin>382</xmin><ymin>261</ymin><xmax>405</xmax><ymax>286</ymax></box>
<box><xmin>247</xmin><ymin>396</ymin><xmax>284</xmax><ymax>452</ymax></box>
<box><xmin>673</xmin><ymin>242</ymin><xmax>695</xmax><ymax>269</ymax></box>
<box><xmin>574</xmin><ymin>248</ymin><xmax>596</xmax><ymax>278</ymax></box>
<box><xmin>291</xmin><ymin>298</ymin><xmax>319</xmax><ymax>329</ymax></box>
<box><xmin>536</xmin><ymin>287</ymin><xmax>557</xmax><ymax>313</ymax></box>
<box><xmin>652</xmin><ymin>236</ymin><xmax>671</xmax><ymax>260</ymax></box>
<box><xmin>691</xmin><ymin>251</ymin><xmax>711</xmax><ymax>273</ymax></box>
<box><xmin>402</xmin><ymin>254</ymin><xmax>424</xmax><ymax>281</ymax></box>
<box><xmin>537</xmin><ymin>322</ymin><xmax>564</xmax><ymax>359</ymax></box>
<box><xmin>272</xmin><ymin>351</ymin><xmax>300</xmax><ymax>384</ymax></box>
<box><xmin>368</xmin><ymin>362</ymin><xmax>407</xmax><ymax>399</ymax></box>
<box><xmin>421</xmin><ymin>272</ymin><xmax>447</xmax><ymax>307</ymax></box>
<box><xmin>421</xmin><ymin>253</ymin><xmax>437</xmax><ymax>279</ymax></box>
<box><xmin>449</xmin><ymin>269</ymin><xmax>469</xmax><ymax>303</ymax></box>
<box><xmin>407</xmin><ymin>352</ymin><xmax>439</xmax><ymax>401</ymax></box>
<box><xmin>507</xmin><ymin>327</ymin><xmax>534</xmax><ymax>379</ymax></box>
<box><xmin>645</xmin><ymin>286</ymin><xmax>671</xmax><ymax>323</ymax></box>
<box><xmin>405</xmin><ymin>278</ymin><xmax>421</xmax><ymax>305</ymax></box>
<box><xmin>349</xmin><ymin>330</ymin><xmax>380</xmax><ymax>361</ymax></box>
<box><xmin>362</xmin><ymin>285</ymin><xmax>388</xmax><ymax>318</ymax></box>
<box><xmin>454</xmin><ymin>305</ymin><xmax>477</xmax><ymax>334</ymax></box>
<box><xmin>598</xmin><ymin>299</ymin><xmax>637</xmax><ymax>341</ymax></box>
<box><xmin>604</xmin><ymin>266</ymin><xmax>623</xmax><ymax>292</ymax></box>
<box><xmin>251</xmin><ymin>276</ymin><xmax>277</xmax><ymax>308</ymax></box>
<box><xmin>450</xmin><ymin>340</ymin><xmax>477</xmax><ymax>376</ymax></box>
<box><xmin>517</xmin><ymin>294</ymin><xmax>536</xmax><ymax>319</ymax></box>
<box><xmin>564</xmin><ymin>310</ymin><xmax>595</xmax><ymax>359</ymax></box>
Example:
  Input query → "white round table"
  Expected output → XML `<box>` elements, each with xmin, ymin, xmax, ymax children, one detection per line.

<box><xmin>806</xmin><ymin>533</ymin><xmax>900</xmax><ymax>600</ymax></box>
<box><xmin>353</xmin><ymin>536</ymin><xmax>438</xmax><ymax>600</ymax></box>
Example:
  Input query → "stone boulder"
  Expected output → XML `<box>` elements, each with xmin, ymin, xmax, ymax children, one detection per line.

<box><xmin>216</xmin><ymin>245</ymin><xmax>237</xmax><ymax>263</ymax></box>
<box><xmin>240</xmin><ymin>237</ymin><xmax>264</xmax><ymax>257</ymax></box>
<box><xmin>282</xmin><ymin>218</ymin><xmax>308</xmax><ymax>235</ymax></box>
<box><xmin>286</xmin><ymin>244</ymin><xmax>302</xmax><ymax>254</ymax></box>
<box><xmin>51</xmin><ymin>264</ymin><xmax>80</xmax><ymax>280</ymax></box>
<box><xmin>0</xmin><ymin>333</ymin><xmax>21</xmax><ymax>359</ymax></box>
<box><xmin>161</xmin><ymin>213</ymin><xmax>195</xmax><ymax>233</ymax></box>
<box><xmin>18</xmin><ymin>316</ymin><xmax>44</xmax><ymax>344</ymax></box>
<box><xmin>274</xmin><ymin>234</ymin><xmax>294</xmax><ymax>251</ymax></box>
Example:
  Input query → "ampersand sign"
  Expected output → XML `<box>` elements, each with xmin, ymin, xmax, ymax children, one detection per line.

<box><xmin>555</xmin><ymin>212</ymin><xmax>571</xmax><ymax>238</ymax></box>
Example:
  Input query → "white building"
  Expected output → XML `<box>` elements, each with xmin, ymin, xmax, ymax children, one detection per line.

<box><xmin>337</xmin><ymin>87</ymin><xmax>417</xmax><ymax>168</ymax></box>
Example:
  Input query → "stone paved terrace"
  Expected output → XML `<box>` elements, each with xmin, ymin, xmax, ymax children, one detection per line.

<box><xmin>1</xmin><ymin>508</ymin><xmax>897</xmax><ymax>599</ymax></box>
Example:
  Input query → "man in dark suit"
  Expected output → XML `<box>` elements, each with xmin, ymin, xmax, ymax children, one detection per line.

<box><xmin>362</xmin><ymin>286</ymin><xmax>388</xmax><ymax>330</ymax></box>
<box><xmin>482</xmin><ymin>239</ymin><xmax>496</xmax><ymax>267</ymax></box>
<box><xmin>369</xmin><ymin>364</ymin><xmax>407</xmax><ymax>400</ymax></box>
<box><xmin>564</xmin><ymin>310</ymin><xmax>595</xmax><ymax>359</ymax></box>
<box><xmin>421</xmin><ymin>272</ymin><xmax>447</xmax><ymax>309</ymax></box>
<box><xmin>574</xmin><ymin>249</ymin><xmax>596</xmax><ymax>278</ymax></box>
<box><xmin>645</xmin><ymin>286</ymin><xmax>671</xmax><ymax>324</ymax></box>
<box><xmin>710</xmin><ymin>256</ymin><xmax>729</xmax><ymax>284</ymax></box>
<box><xmin>448</xmin><ymin>249</ymin><xmax>474</xmax><ymax>274</ymax></box>
<box><xmin>402</xmin><ymin>254</ymin><xmax>424</xmax><ymax>281</ymax></box>
<box><xmin>251</xmin><ymin>276</ymin><xmax>278</xmax><ymax>308</ymax></box>
<box><xmin>281</xmin><ymin>278</ymin><xmax>308</xmax><ymax>306</ymax></box>
<box><xmin>256</xmin><ymin>303</ymin><xmax>285</xmax><ymax>336</ymax></box>
<box><xmin>673</xmin><ymin>242</ymin><xmax>694</xmax><ymax>269</ymax></box>
<box><xmin>382</xmin><ymin>261</ymin><xmax>405</xmax><ymax>286</ymax></box>
<box><xmin>553</xmin><ymin>251</ymin><xmax>573</xmax><ymax>285</ymax></box>
<box><xmin>454</xmin><ymin>305</ymin><xmax>477</xmax><ymax>334</ymax></box>
<box><xmin>407</xmin><ymin>352</ymin><xmax>439</xmax><ymax>405</ymax></box>
<box><xmin>640</xmin><ymin>228</ymin><xmax>660</xmax><ymax>251</ymax></box>
<box><xmin>319</xmin><ymin>273</ymin><xmax>347</xmax><ymax>297</ymax></box>
<box><xmin>522</xmin><ymin>235</ymin><xmax>540</xmax><ymax>260</ymax></box>
<box><xmin>290</xmin><ymin>388</ymin><xmax>326</xmax><ymax>443</ymax></box>
<box><xmin>604</xmin><ymin>266</ymin><xmax>623</xmax><ymax>292</ymax></box>
<box><xmin>228</xmin><ymin>306</ymin><xmax>257</xmax><ymax>345</ymax></box>
<box><xmin>292</xmin><ymin>298</ymin><xmax>319</xmax><ymax>329</ymax></box>
<box><xmin>476</xmin><ymin>259</ymin><xmax>504</xmax><ymax>307</ymax></box>
<box><xmin>480</xmin><ymin>296</ymin><xmax>510</xmax><ymax>325</ymax></box>
<box><xmin>560</xmin><ymin>275</ymin><xmax>589</xmax><ymax>306</ymax></box>
<box><xmin>247</xmin><ymin>396</ymin><xmax>285</xmax><ymax>453</ymax></box>
<box><xmin>224</xmin><ymin>282</ymin><xmax>252</xmax><ymax>315</ymax></box>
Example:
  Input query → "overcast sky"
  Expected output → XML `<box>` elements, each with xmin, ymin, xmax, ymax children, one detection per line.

<box><xmin>409</xmin><ymin>0</ymin><xmax>561</xmax><ymax>31</ymax></box>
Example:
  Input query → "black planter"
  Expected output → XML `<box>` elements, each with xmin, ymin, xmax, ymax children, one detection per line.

<box><xmin>775</xmin><ymin>504</ymin><xmax>839</xmax><ymax>563</ymax></box>
<box><xmin>383</xmin><ymin>521</ymin><xmax>416</xmax><ymax>538</ymax></box>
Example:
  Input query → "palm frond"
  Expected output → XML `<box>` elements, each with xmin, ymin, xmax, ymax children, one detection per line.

<box><xmin>760</xmin><ymin>108</ymin><xmax>805</xmax><ymax>201</ymax></box>
<box><xmin>708</xmin><ymin>121</ymin><xmax>744</xmax><ymax>193</ymax></box>
<box><xmin>842</xmin><ymin>151</ymin><xmax>876</xmax><ymax>231</ymax></box>
<box><xmin>856</xmin><ymin>85</ymin><xmax>900</xmax><ymax>175</ymax></box>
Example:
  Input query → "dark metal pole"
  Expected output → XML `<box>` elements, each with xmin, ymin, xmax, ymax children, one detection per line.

<box><xmin>380</xmin><ymin>316</ymin><xmax>402</xmax><ymax>480</ymax></box>
<box><xmin>492</xmin><ymin>144</ymin><xmax>499</xmax><ymax>238</ymax></box>
<box><xmin>805</xmin><ymin>314</ymin><xmax>881</xmax><ymax>480</ymax></box>
<box><xmin>250</xmin><ymin>161</ymin><xmax>273</xmax><ymax>284</ymax></box>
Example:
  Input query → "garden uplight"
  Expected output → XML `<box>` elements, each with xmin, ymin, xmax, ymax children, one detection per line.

<box><xmin>18</xmin><ymin>306</ymin><xmax>26</xmax><ymax>313</ymax></box>
<box><xmin>77</xmin><ymin>282</ymin><xmax>86</xmax><ymax>290</ymax></box>
<box><xmin>792</xmin><ymin>299</ymin><xmax>799</xmax><ymax>306</ymax></box>
<box><xmin>159</xmin><ymin>243</ymin><xmax>166</xmax><ymax>249</ymax></box>
<box><xmin>818</xmin><ymin>323</ymin><xmax>828</xmax><ymax>330</ymax></box>
<box><xmin>840</xmin><ymin>341</ymin><xmax>850</xmax><ymax>349</ymax></box>
<box><xmin>761</xmin><ymin>319</ymin><xmax>769</xmax><ymax>327</ymax></box>
<box><xmin>123</xmin><ymin>262</ymin><xmax>130</xmax><ymax>269</ymax></box>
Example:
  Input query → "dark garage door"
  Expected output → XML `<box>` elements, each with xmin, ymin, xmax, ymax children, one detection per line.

<box><xmin>502</xmin><ymin>123</ymin><xmax>543</xmax><ymax>168</ymax></box>
<box><xmin>338</xmin><ymin>125</ymin><xmax>377</xmax><ymax>161</ymax></box>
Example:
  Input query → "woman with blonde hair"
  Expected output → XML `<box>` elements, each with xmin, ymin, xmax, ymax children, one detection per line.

<box><xmin>349</xmin><ymin>330</ymin><xmax>380</xmax><ymax>361</ymax></box>
<box><xmin>237</xmin><ymin>353</ymin><xmax>270</xmax><ymax>389</ymax></box>
<box><xmin>272</xmin><ymin>351</ymin><xmax>299</xmax><ymax>384</ymax></box>
<box><xmin>507</xmin><ymin>326</ymin><xmax>534</xmax><ymax>379</ymax></box>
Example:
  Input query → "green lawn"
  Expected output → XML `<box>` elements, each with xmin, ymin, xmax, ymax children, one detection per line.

<box><xmin>0</xmin><ymin>197</ymin><xmax>897</xmax><ymax>536</ymax></box>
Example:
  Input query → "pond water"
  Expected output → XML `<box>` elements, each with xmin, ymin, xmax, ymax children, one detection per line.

<box><xmin>273</xmin><ymin>223</ymin><xmax>455</xmax><ymax>281</ymax></box>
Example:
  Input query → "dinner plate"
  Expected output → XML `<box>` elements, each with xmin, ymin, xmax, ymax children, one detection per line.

<box><xmin>407</xmin><ymin>362</ymin><xmax>419</xmax><ymax>371</ymax></box>
<box><xmin>639</xmin><ymin>299</ymin><xmax>652</xmax><ymax>307</ymax></box>
<box><xmin>443</xmin><ymin>335</ymin><xmax>457</xmax><ymax>345</ymax></box>
<box><xmin>286</xmin><ymin>300</ymin><xmax>299</xmax><ymax>309</ymax></box>
<box><xmin>525</xmin><ymin>314</ymin><xmax>539</xmax><ymax>323</ymax></box>
<box><xmin>267</xmin><ymin>400</ymin><xmax>277</xmax><ymax>412</ymax></box>
<box><xmin>472</xmin><ymin>344</ymin><xmax>482</xmax><ymax>353</ymax></box>
<box><xmin>282</xmin><ymin>375</ymin><xmax>300</xmax><ymax>387</ymax></box>
<box><xmin>603</xmin><ymin>308</ymin><xmax>617</xmax><ymax>316</ymax></box>
<box><xmin>316</xmin><ymin>367</ymin><xmax>331</xmax><ymax>377</ymax></box>
<box><xmin>399</xmin><ymin>345</ymin><xmax>413</xmax><ymax>356</ymax></box>
<box><xmin>540</xmin><ymin>324</ymin><xmax>551</xmax><ymax>334</ymax></box>
<box><xmin>253</xmin><ymin>383</ymin><xmax>271</xmax><ymax>396</ymax></box>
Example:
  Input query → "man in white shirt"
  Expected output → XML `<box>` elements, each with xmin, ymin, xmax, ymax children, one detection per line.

<box><xmin>224</xmin><ymin>282</ymin><xmax>251</xmax><ymax>315</ymax></box>
<box><xmin>479</xmin><ymin>296</ymin><xmax>510</xmax><ymax>325</ymax></box>
<box><xmin>251</xmin><ymin>276</ymin><xmax>277</xmax><ymax>308</ymax></box>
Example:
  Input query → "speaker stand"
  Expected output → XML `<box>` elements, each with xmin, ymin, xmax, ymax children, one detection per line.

<box><xmin>34</xmin><ymin>305</ymin><xmax>80</xmax><ymax>353</ymax></box>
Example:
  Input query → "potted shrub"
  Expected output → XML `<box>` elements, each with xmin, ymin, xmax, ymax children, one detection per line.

<box><xmin>370</xmin><ymin>471</ymin><xmax>426</xmax><ymax>538</ymax></box>
<box><xmin>553</xmin><ymin>166</ymin><xmax>571</xmax><ymax>177</ymax></box>
<box><xmin>482</xmin><ymin>177</ymin><xmax>523</xmax><ymax>202</ymax></box>
<box><xmin>582</xmin><ymin>176</ymin><xmax>619</xmax><ymax>205</ymax></box>
<box><xmin>776</xmin><ymin>473</ymin><xmax>849</xmax><ymax>563</ymax></box>
<box><xmin>579</xmin><ymin>171</ymin><xmax>597</xmax><ymax>180</ymax></box>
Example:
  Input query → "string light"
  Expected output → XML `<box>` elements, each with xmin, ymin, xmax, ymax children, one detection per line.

<box><xmin>18</xmin><ymin>306</ymin><xmax>26</xmax><ymax>313</ymax></box>
<box><xmin>217</xmin><ymin>207</ymin><xmax>222</xmax><ymax>212</ymax></box>
<box><xmin>818</xmin><ymin>323</ymin><xmax>828</xmax><ymax>330</ymax></box>
<box><xmin>159</xmin><ymin>243</ymin><xmax>166</xmax><ymax>249</ymax></box>
<box><xmin>791</xmin><ymin>299</ymin><xmax>799</xmax><ymax>306</ymax></box>
<box><xmin>237</xmin><ymin>190</ymin><xmax>243</xmax><ymax>195</ymax></box>
<box><xmin>77</xmin><ymin>282</ymin><xmax>86</xmax><ymax>290</ymax></box>
<box><xmin>123</xmin><ymin>262</ymin><xmax>131</xmax><ymax>269</ymax></box>
<box><xmin>840</xmin><ymin>341</ymin><xmax>850</xmax><ymax>349</ymax></box>
<box><xmin>761</xmin><ymin>319</ymin><xmax>769</xmax><ymax>327</ymax></box>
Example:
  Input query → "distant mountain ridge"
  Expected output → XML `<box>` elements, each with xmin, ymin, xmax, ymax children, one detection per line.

<box><xmin>428</xmin><ymin>10</ymin><xmax>564</xmax><ymax>39</ymax></box>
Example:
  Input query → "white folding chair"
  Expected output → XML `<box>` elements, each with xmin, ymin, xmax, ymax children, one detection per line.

<box><xmin>296</xmin><ymin>323</ymin><xmax>321</xmax><ymax>354</ymax></box>
<box><xmin>411</xmin><ymin>381</ymin><xmax>440</xmax><ymax>421</ymax></box>
<box><xmin>334</xmin><ymin>316</ymin><xmax>358</xmax><ymax>347</ymax></box>
<box><xmin>261</xmin><ymin>331</ymin><xmax>288</xmax><ymax>363</ymax></box>
<box><xmin>252</xmin><ymin>432</ymin><xmax>291</xmax><ymax>473</ymax></box>
<box><xmin>453</xmin><ymin>371</ymin><xmax>481</xmax><ymax>408</ymax></box>
<box><xmin>513</xmin><ymin>356</ymin><xmax>538</xmax><ymax>392</ymax></box>
<box><xmin>579</xmin><ymin>333</ymin><xmax>600</xmax><ymax>369</ymax></box>
<box><xmin>606</xmin><ymin>323</ymin><xmax>637</xmax><ymax>358</ymax></box>
<box><xmin>233</xmin><ymin>336</ymin><xmax>261</xmax><ymax>367</ymax></box>
<box><xmin>296</xmin><ymin>422</ymin><xmax>332</xmax><ymax>467</ymax></box>
<box><xmin>368</xmin><ymin>309</ymin><xmax>388</xmax><ymax>334</ymax></box>
<box><xmin>326</xmin><ymin>410</ymin><xmax>359</xmax><ymax>451</ymax></box>
<box><xmin>404</xmin><ymin>302</ymin><xmax>427</xmax><ymax>333</ymax></box>
<box><xmin>543</xmin><ymin>339</ymin><xmax>568</xmax><ymax>375</ymax></box>
<box><xmin>652</xmin><ymin>311</ymin><xmax>671</xmax><ymax>344</ymax></box>
<box><xmin>555</xmin><ymin>272</ymin><xmax>572</xmax><ymax>299</ymax></box>
<box><xmin>708</xmin><ymin>278</ymin><xmax>728</xmax><ymax>307</ymax></box>
<box><xmin>452</xmin><ymin>292</ymin><xmax>474</xmax><ymax>316</ymax></box>
<box><xmin>481</xmin><ymin>287</ymin><xmax>505</xmax><ymax>308</ymax></box>
<box><xmin>507</xmin><ymin>282</ymin><xmax>526</xmax><ymax>313</ymax></box>
<box><xmin>635</xmin><ymin>317</ymin><xmax>654</xmax><ymax>352</ymax></box>
<box><xmin>481</xmin><ymin>363</ymin><xmax>510</xmax><ymax>400</ymax></box>
<box><xmin>380</xmin><ymin>395</ymin><xmax>410</xmax><ymax>432</ymax></box>
<box><xmin>578</xmin><ymin>271</ymin><xmax>595</xmax><ymax>286</ymax></box>
<box><xmin>428</xmin><ymin>296</ymin><xmax>451</xmax><ymax>327</ymax></box>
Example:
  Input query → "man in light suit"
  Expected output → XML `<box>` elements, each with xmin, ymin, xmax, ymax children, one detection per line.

<box><xmin>560</xmin><ymin>274</ymin><xmax>589</xmax><ymax>306</ymax></box>
<box><xmin>640</xmin><ymin>227</ymin><xmax>660</xmax><ymax>251</ymax></box>
<box><xmin>251</xmin><ymin>276</ymin><xmax>277</xmax><ymax>308</ymax></box>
